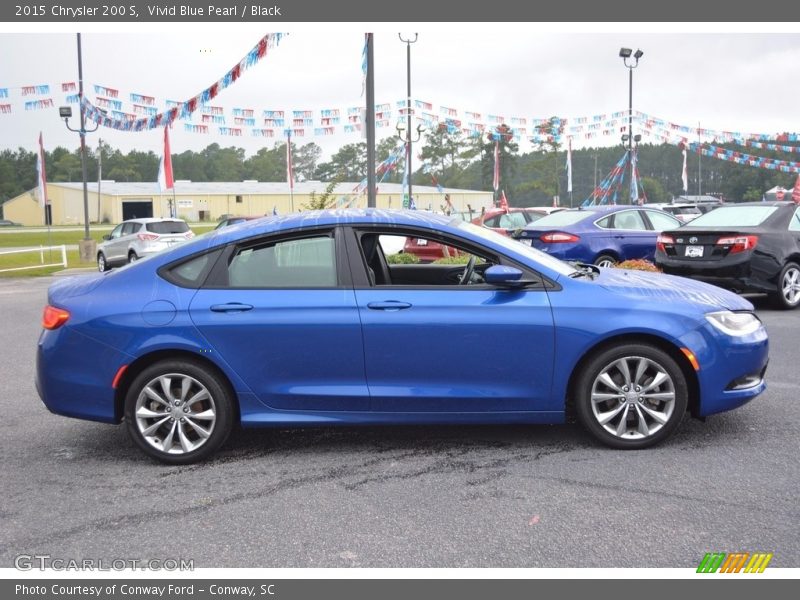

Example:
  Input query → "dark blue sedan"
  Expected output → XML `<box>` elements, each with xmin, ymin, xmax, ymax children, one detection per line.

<box><xmin>37</xmin><ymin>209</ymin><xmax>768</xmax><ymax>463</ymax></box>
<box><xmin>516</xmin><ymin>205</ymin><xmax>683</xmax><ymax>267</ymax></box>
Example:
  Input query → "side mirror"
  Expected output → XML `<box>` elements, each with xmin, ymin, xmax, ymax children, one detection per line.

<box><xmin>102</xmin><ymin>234</ymin><xmax>111</xmax><ymax>241</ymax></box>
<box><xmin>484</xmin><ymin>265</ymin><xmax>523</xmax><ymax>285</ymax></box>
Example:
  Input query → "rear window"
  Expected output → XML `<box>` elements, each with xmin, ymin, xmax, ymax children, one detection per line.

<box><xmin>528</xmin><ymin>210</ymin><xmax>593</xmax><ymax>227</ymax></box>
<box><xmin>147</xmin><ymin>221</ymin><xmax>190</xmax><ymax>234</ymax></box>
<box><xmin>665</xmin><ymin>206</ymin><xmax>701</xmax><ymax>215</ymax></box>
<box><xmin>685</xmin><ymin>206</ymin><xmax>777</xmax><ymax>227</ymax></box>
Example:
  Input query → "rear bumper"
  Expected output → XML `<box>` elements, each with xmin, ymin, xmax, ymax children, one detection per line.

<box><xmin>36</xmin><ymin>326</ymin><xmax>132</xmax><ymax>423</ymax></box>
<box><xmin>657</xmin><ymin>254</ymin><xmax>775</xmax><ymax>294</ymax></box>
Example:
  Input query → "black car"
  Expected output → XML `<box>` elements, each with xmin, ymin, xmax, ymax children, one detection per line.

<box><xmin>655</xmin><ymin>201</ymin><xmax>800</xmax><ymax>309</ymax></box>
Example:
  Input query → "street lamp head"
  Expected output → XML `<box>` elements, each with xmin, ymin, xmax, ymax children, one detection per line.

<box><xmin>634</xmin><ymin>49</ymin><xmax>644</xmax><ymax>59</ymax></box>
<box><xmin>619</xmin><ymin>47</ymin><xmax>633</xmax><ymax>58</ymax></box>
<box><xmin>59</xmin><ymin>106</ymin><xmax>72</xmax><ymax>118</ymax></box>
<box><xmin>634</xmin><ymin>134</ymin><xmax>642</xmax><ymax>143</ymax></box>
<box><xmin>621</xmin><ymin>134</ymin><xmax>630</xmax><ymax>142</ymax></box>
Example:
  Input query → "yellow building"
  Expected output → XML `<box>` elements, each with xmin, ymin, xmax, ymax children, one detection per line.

<box><xmin>3</xmin><ymin>181</ymin><xmax>494</xmax><ymax>226</ymax></box>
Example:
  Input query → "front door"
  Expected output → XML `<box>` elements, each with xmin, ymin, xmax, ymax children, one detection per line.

<box><xmin>348</xmin><ymin>228</ymin><xmax>556</xmax><ymax>413</ymax></box>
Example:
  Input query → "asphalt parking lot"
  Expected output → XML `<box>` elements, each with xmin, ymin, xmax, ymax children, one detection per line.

<box><xmin>0</xmin><ymin>276</ymin><xmax>797</xmax><ymax>568</ymax></box>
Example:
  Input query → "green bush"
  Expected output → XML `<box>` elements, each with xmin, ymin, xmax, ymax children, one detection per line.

<box><xmin>433</xmin><ymin>254</ymin><xmax>472</xmax><ymax>265</ymax></box>
<box><xmin>386</xmin><ymin>252</ymin><xmax>420</xmax><ymax>264</ymax></box>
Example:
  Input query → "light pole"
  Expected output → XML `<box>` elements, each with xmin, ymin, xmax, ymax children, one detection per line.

<box><xmin>398</xmin><ymin>33</ymin><xmax>422</xmax><ymax>208</ymax></box>
<box><xmin>60</xmin><ymin>33</ymin><xmax>101</xmax><ymax>262</ymax></box>
<box><xmin>620</xmin><ymin>47</ymin><xmax>643</xmax><ymax>204</ymax></box>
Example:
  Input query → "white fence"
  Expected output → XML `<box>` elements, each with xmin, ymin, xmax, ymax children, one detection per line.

<box><xmin>0</xmin><ymin>245</ymin><xmax>68</xmax><ymax>274</ymax></box>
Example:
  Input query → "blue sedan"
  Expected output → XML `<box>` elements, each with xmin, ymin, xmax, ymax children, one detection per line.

<box><xmin>515</xmin><ymin>205</ymin><xmax>683</xmax><ymax>267</ymax></box>
<box><xmin>37</xmin><ymin>209</ymin><xmax>768</xmax><ymax>463</ymax></box>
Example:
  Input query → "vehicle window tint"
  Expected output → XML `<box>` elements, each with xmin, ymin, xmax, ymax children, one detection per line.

<box><xmin>110</xmin><ymin>224</ymin><xmax>123</xmax><ymax>239</ymax></box>
<box><xmin>645</xmin><ymin>210</ymin><xmax>681</xmax><ymax>231</ymax></box>
<box><xmin>163</xmin><ymin>249</ymin><xmax>223</xmax><ymax>288</ymax></box>
<box><xmin>228</xmin><ymin>235</ymin><xmax>336</xmax><ymax>288</ymax></box>
<box><xmin>483</xmin><ymin>215</ymin><xmax>501</xmax><ymax>228</ymax></box>
<box><xmin>612</xmin><ymin>210</ymin><xmax>647</xmax><ymax>230</ymax></box>
<box><xmin>530</xmin><ymin>210</ymin><xmax>591</xmax><ymax>227</ymax></box>
<box><xmin>686</xmin><ymin>206</ymin><xmax>778</xmax><ymax>227</ymax></box>
<box><xmin>147</xmin><ymin>221</ymin><xmax>190</xmax><ymax>234</ymax></box>
<box><xmin>121</xmin><ymin>222</ymin><xmax>138</xmax><ymax>236</ymax></box>
<box><xmin>498</xmin><ymin>212</ymin><xmax>528</xmax><ymax>228</ymax></box>
<box><xmin>789</xmin><ymin>208</ymin><xmax>800</xmax><ymax>232</ymax></box>
<box><xmin>596</xmin><ymin>216</ymin><xmax>613</xmax><ymax>228</ymax></box>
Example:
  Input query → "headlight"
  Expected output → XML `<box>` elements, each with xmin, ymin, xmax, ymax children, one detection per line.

<box><xmin>705</xmin><ymin>311</ymin><xmax>762</xmax><ymax>336</ymax></box>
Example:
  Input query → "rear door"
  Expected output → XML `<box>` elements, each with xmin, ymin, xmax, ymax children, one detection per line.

<box><xmin>607</xmin><ymin>209</ymin><xmax>655</xmax><ymax>261</ymax></box>
<box><xmin>189</xmin><ymin>228</ymin><xmax>368</xmax><ymax>412</ymax></box>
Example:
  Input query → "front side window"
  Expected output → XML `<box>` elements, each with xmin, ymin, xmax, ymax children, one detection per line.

<box><xmin>109</xmin><ymin>224</ymin><xmax>124</xmax><ymax>239</ymax></box>
<box><xmin>645</xmin><ymin>210</ymin><xmax>682</xmax><ymax>231</ymax></box>
<box><xmin>227</xmin><ymin>235</ymin><xmax>336</xmax><ymax>288</ymax></box>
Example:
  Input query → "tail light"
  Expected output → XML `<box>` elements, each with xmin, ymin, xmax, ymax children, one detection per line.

<box><xmin>42</xmin><ymin>305</ymin><xmax>70</xmax><ymax>330</ymax></box>
<box><xmin>656</xmin><ymin>234</ymin><xmax>674</xmax><ymax>253</ymax></box>
<box><xmin>716</xmin><ymin>235</ymin><xmax>758</xmax><ymax>254</ymax></box>
<box><xmin>137</xmin><ymin>233</ymin><xmax>159</xmax><ymax>241</ymax></box>
<box><xmin>540</xmin><ymin>232</ymin><xmax>580</xmax><ymax>243</ymax></box>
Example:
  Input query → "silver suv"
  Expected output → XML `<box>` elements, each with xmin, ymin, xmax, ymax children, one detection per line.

<box><xmin>97</xmin><ymin>218</ymin><xmax>194</xmax><ymax>271</ymax></box>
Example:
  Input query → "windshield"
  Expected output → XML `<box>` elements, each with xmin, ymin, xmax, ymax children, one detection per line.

<box><xmin>685</xmin><ymin>206</ymin><xmax>777</xmax><ymax>227</ymax></box>
<box><xmin>456</xmin><ymin>220</ymin><xmax>577</xmax><ymax>277</ymax></box>
<box><xmin>525</xmin><ymin>209</ymin><xmax>595</xmax><ymax>227</ymax></box>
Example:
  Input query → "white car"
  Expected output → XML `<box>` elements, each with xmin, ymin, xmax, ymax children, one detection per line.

<box><xmin>644</xmin><ymin>203</ymin><xmax>702</xmax><ymax>224</ymax></box>
<box><xmin>97</xmin><ymin>218</ymin><xmax>194</xmax><ymax>271</ymax></box>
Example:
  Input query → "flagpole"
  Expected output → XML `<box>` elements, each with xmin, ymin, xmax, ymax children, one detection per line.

<box><xmin>286</xmin><ymin>129</ymin><xmax>294</xmax><ymax>212</ymax></box>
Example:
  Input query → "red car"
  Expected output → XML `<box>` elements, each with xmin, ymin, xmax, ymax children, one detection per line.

<box><xmin>403</xmin><ymin>208</ymin><xmax>546</xmax><ymax>262</ymax></box>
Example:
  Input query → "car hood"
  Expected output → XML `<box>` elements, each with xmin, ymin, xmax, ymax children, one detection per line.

<box><xmin>594</xmin><ymin>268</ymin><xmax>753</xmax><ymax>311</ymax></box>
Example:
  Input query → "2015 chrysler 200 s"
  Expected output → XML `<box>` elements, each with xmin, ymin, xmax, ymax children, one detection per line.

<box><xmin>37</xmin><ymin>209</ymin><xmax>768</xmax><ymax>464</ymax></box>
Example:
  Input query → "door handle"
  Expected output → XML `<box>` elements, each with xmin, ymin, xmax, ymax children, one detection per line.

<box><xmin>210</xmin><ymin>303</ymin><xmax>254</xmax><ymax>313</ymax></box>
<box><xmin>367</xmin><ymin>301</ymin><xmax>412</xmax><ymax>311</ymax></box>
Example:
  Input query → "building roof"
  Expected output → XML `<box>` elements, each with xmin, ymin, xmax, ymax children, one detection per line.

<box><xmin>48</xmin><ymin>181</ymin><xmax>489</xmax><ymax>196</ymax></box>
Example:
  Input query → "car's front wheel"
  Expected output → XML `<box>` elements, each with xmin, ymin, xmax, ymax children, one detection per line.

<box><xmin>575</xmin><ymin>343</ymin><xmax>688</xmax><ymax>449</ymax></box>
<box><xmin>771</xmin><ymin>262</ymin><xmax>800</xmax><ymax>310</ymax></box>
<box><xmin>124</xmin><ymin>359</ymin><xmax>234</xmax><ymax>464</ymax></box>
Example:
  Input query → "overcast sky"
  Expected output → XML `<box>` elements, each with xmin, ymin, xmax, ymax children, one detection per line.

<box><xmin>2</xmin><ymin>24</ymin><xmax>800</xmax><ymax>161</ymax></box>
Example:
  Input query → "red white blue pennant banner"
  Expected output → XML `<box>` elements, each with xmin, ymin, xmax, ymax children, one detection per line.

<box><xmin>81</xmin><ymin>33</ymin><xmax>285</xmax><ymax>131</ymax></box>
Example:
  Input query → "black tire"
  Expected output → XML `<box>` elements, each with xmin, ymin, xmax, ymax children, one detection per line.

<box><xmin>575</xmin><ymin>343</ymin><xmax>688</xmax><ymax>449</ymax></box>
<box><xmin>124</xmin><ymin>359</ymin><xmax>234</xmax><ymax>464</ymax></box>
<box><xmin>97</xmin><ymin>252</ymin><xmax>108</xmax><ymax>272</ymax></box>
<box><xmin>127</xmin><ymin>251</ymin><xmax>139</xmax><ymax>264</ymax></box>
<box><xmin>770</xmin><ymin>262</ymin><xmax>800</xmax><ymax>310</ymax></box>
<box><xmin>594</xmin><ymin>254</ymin><xmax>617</xmax><ymax>268</ymax></box>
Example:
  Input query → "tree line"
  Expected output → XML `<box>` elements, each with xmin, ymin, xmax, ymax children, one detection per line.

<box><xmin>2</xmin><ymin>123</ymin><xmax>799</xmax><ymax>212</ymax></box>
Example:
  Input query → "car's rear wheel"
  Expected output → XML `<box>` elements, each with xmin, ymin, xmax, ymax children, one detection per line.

<box><xmin>594</xmin><ymin>254</ymin><xmax>617</xmax><ymax>268</ymax></box>
<box><xmin>771</xmin><ymin>262</ymin><xmax>800</xmax><ymax>310</ymax></box>
<box><xmin>575</xmin><ymin>344</ymin><xmax>688</xmax><ymax>449</ymax></box>
<box><xmin>97</xmin><ymin>252</ymin><xmax>107</xmax><ymax>272</ymax></box>
<box><xmin>128</xmin><ymin>251</ymin><xmax>138</xmax><ymax>264</ymax></box>
<box><xmin>124</xmin><ymin>360</ymin><xmax>234</xmax><ymax>464</ymax></box>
